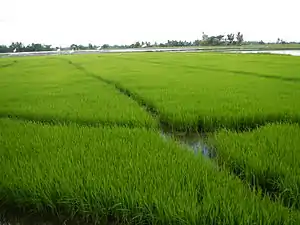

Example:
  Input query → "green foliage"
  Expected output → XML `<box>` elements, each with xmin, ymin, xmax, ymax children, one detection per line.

<box><xmin>0</xmin><ymin>42</ymin><xmax>54</xmax><ymax>53</ymax></box>
<box><xmin>210</xmin><ymin>123</ymin><xmax>300</xmax><ymax>210</ymax></box>
<box><xmin>236</xmin><ymin>32</ymin><xmax>244</xmax><ymax>45</ymax></box>
<box><xmin>0</xmin><ymin>57</ymin><xmax>156</xmax><ymax>128</ymax></box>
<box><xmin>1</xmin><ymin>52</ymin><xmax>300</xmax><ymax>224</ymax></box>
<box><xmin>70</xmin><ymin>53</ymin><xmax>300</xmax><ymax>131</ymax></box>
<box><xmin>0</xmin><ymin>119</ymin><xmax>298</xmax><ymax>224</ymax></box>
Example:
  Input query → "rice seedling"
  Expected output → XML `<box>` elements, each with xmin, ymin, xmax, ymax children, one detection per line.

<box><xmin>0</xmin><ymin>119</ymin><xmax>299</xmax><ymax>224</ymax></box>
<box><xmin>0</xmin><ymin>57</ymin><xmax>156</xmax><ymax>128</ymax></box>
<box><xmin>69</xmin><ymin>52</ymin><xmax>300</xmax><ymax>131</ymax></box>
<box><xmin>209</xmin><ymin>123</ymin><xmax>300</xmax><ymax>209</ymax></box>
<box><xmin>1</xmin><ymin>53</ymin><xmax>300</xmax><ymax>224</ymax></box>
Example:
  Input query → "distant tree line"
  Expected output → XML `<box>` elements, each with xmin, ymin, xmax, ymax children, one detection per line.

<box><xmin>0</xmin><ymin>42</ymin><xmax>99</xmax><ymax>53</ymax></box>
<box><xmin>198</xmin><ymin>32</ymin><xmax>244</xmax><ymax>46</ymax></box>
<box><xmin>100</xmin><ymin>32</ymin><xmax>247</xmax><ymax>49</ymax></box>
<box><xmin>70</xmin><ymin>43</ymin><xmax>98</xmax><ymax>50</ymax></box>
<box><xmin>1</xmin><ymin>32</ymin><xmax>299</xmax><ymax>53</ymax></box>
<box><xmin>0</xmin><ymin>42</ymin><xmax>54</xmax><ymax>53</ymax></box>
<box><xmin>99</xmin><ymin>32</ymin><xmax>298</xmax><ymax>49</ymax></box>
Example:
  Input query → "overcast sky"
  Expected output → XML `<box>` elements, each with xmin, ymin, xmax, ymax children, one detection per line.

<box><xmin>0</xmin><ymin>0</ymin><xmax>299</xmax><ymax>47</ymax></box>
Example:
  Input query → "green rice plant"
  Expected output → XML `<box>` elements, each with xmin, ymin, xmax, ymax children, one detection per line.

<box><xmin>0</xmin><ymin>59</ymin><xmax>17</xmax><ymax>69</ymax></box>
<box><xmin>69</xmin><ymin>53</ymin><xmax>300</xmax><ymax>131</ymax></box>
<box><xmin>0</xmin><ymin>57</ymin><xmax>156</xmax><ymax>128</ymax></box>
<box><xmin>0</xmin><ymin>119</ymin><xmax>299</xmax><ymax>224</ymax></box>
<box><xmin>209</xmin><ymin>123</ymin><xmax>300</xmax><ymax>209</ymax></box>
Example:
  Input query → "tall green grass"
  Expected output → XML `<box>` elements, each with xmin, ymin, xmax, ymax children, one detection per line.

<box><xmin>0</xmin><ymin>57</ymin><xmax>156</xmax><ymax>128</ymax></box>
<box><xmin>1</xmin><ymin>119</ymin><xmax>299</xmax><ymax>224</ymax></box>
<box><xmin>70</xmin><ymin>53</ymin><xmax>300</xmax><ymax>131</ymax></box>
<box><xmin>210</xmin><ymin>123</ymin><xmax>300</xmax><ymax>209</ymax></box>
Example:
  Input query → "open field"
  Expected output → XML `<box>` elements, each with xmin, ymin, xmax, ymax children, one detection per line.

<box><xmin>70</xmin><ymin>53</ymin><xmax>300</xmax><ymax>131</ymax></box>
<box><xmin>0</xmin><ymin>57</ymin><xmax>155</xmax><ymax>128</ymax></box>
<box><xmin>1</xmin><ymin>52</ymin><xmax>300</xmax><ymax>224</ymax></box>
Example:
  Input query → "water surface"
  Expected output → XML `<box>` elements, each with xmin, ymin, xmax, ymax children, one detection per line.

<box><xmin>229</xmin><ymin>49</ymin><xmax>300</xmax><ymax>56</ymax></box>
<box><xmin>160</xmin><ymin>130</ymin><xmax>213</xmax><ymax>157</ymax></box>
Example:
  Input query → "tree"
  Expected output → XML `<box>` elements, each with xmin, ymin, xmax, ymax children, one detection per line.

<box><xmin>236</xmin><ymin>32</ymin><xmax>244</xmax><ymax>45</ymax></box>
<box><xmin>276</xmin><ymin>38</ymin><xmax>281</xmax><ymax>44</ymax></box>
<box><xmin>0</xmin><ymin>45</ymin><xmax>9</xmax><ymax>53</ymax></box>
<box><xmin>9</xmin><ymin>42</ymin><xmax>25</xmax><ymax>52</ymax></box>
<box><xmin>101</xmin><ymin>44</ymin><xmax>110</xmax><ymax>49</ymax></box>
<box><xmin>216</xmin><ymin>35</ymin><xmax>225</xmax><ymax>44</ymax></box>
<box><xmin>276</xmin><ymin>38</ymin><xmax>286</xmax><ymax>44</ymax></box>
<box><xmin>77</xmin><ymin>45</ymin><xmax>88</xmax><ymax>50</ymax></box>
<box><xmin>200</xmin><ymin>32</ymin><xmax>209</xmax><ymax>45</ymax></box>
<box><xmin>44</xmin><ymin>45</ymin><xmax>52</xmax><ymax>51</ymax></box>
<box><xmin>206</xmin><ymin>36</ymin><xmax>215</xmax><ymax>45</ymax></box>
<box><xmin>134</xmin><ymin>41</ymin><xmax>141</xmax><ymax>48</ymax></box>
<box><xmin>32</xmin><ymin>43</ymin><xmax>43</xmax><ymax>51</ymax></box>
<box><xmin>193</xmin><ymin>40</ymin><xmax>201</xmax><ymax>46</ymax></box>
<box><xmin>70</xmin><ymin>44</ymin><xmax>78</xmax><ymax>50</ymax></box>
<box><xmin>227</xmin><ymin>34</ymin><xmax>235</xmax><ymax>45</ymax></box>
<box><xmin>202</xmin><ymin>32</ymin><xmax>209</xmax><ymax>41</ymax></box>
<box><xmin>21</xmin><ymin>43</ymin><xmax>53</xmax><ymax>52</ymax></box>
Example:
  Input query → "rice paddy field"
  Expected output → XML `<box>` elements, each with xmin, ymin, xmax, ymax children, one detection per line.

<box><xmin>0</xmin><ymin>52</ymin><xmax>300</xmax><ymax>224</ymax></box>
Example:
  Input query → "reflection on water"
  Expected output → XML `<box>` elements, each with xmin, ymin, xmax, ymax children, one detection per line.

<box><xmin>160</xmin><ymin>131</ymin><xmax>213</xmax><ymax>157</ymax></box>
<box><xmin>2</xmin><ymin>48</ymin><xmax>300</xmax><ymax>58</ymax></box>
<box><xmin>229</xmin><ymin>50</ymin><xmax>300</xmax><ymax>56</ymax></box>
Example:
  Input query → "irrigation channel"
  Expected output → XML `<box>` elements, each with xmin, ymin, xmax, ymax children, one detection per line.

<box><xmin>65</xmin><ymin>59</ymin><xmax>215</xmax><ymax>157</ymax></box>
<box><xmin>160</xmin><ymin>130</ymin><xmax>212</xmax><ymax>157</ymax></box>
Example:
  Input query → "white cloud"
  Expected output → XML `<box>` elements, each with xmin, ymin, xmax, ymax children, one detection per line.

<box><xmin>0</xmin><ymin>0</ymin><xmax>299</xmax><ymax>46</ymax></box>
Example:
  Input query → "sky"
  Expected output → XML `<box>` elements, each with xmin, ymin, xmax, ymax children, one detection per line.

<box><xmin>0</xmin><ymin>0</ymin><xmax>299</xmax><ymax>47</ymax></box>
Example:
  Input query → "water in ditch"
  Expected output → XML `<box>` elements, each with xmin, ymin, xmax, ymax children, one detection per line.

<box><xmin>160</xmin><ymin>130</ymin><xmax>214</xmax><ymax>158</ymax></box>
